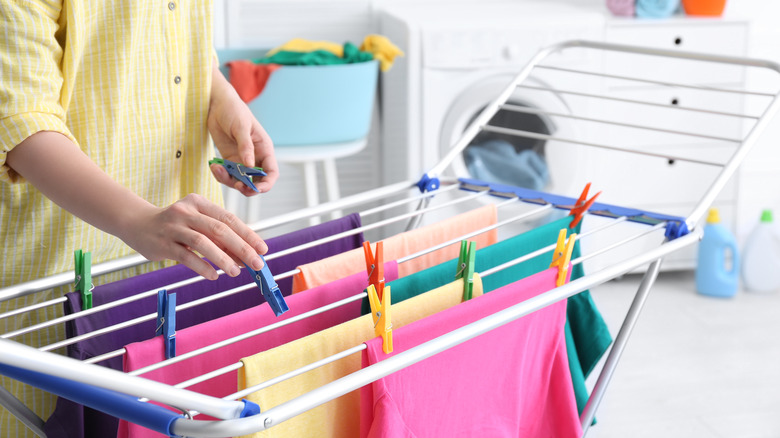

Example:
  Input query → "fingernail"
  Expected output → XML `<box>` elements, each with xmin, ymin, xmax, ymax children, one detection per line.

<box><xmin>229</xmin><ymin>265</ymin><xmax>241</xmax><ymax>277</ymax></box>
<box><xmin>252</xmin><ymin>256</ymin><xmax>264</xmax><ymax>271</ymax></box>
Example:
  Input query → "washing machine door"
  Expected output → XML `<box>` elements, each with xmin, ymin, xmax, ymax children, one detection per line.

<box><xmin>440</xmin><ymin>74</ymin><xmax>587</xmax><ymax>198</ymax></box>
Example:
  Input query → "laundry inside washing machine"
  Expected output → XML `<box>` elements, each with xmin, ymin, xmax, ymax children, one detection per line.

<box><xmin>463</xmin><ymin>103</ymin><xmax>553</xmax><ymax>191</ymax></box>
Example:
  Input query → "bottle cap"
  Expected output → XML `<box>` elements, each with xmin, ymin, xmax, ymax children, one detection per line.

<box><xmin>761</xmin><ymin>209</ymin><xmax>773</xmax><ymax>223</ymax></box>
<box><xmin>706</xmin><ymin>208</ymin><xmax>720</xmax><ymax>224</ymax></box>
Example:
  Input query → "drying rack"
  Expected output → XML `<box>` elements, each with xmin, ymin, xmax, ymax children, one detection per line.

<box><xmin>1</xmin><ymin>40</ymin><xmax>779</xmax><ymax>437</ymax></box>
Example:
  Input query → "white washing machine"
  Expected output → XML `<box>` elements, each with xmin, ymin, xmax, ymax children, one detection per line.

<box><xmin>377</xmin><ymin>2</ymin><xmax>611</xmax><ymax>241</ymax></box>
<box><xmin>378</xmin><ymin>1</ymin><xmax>606</xmax><ymax>195</ymax></box>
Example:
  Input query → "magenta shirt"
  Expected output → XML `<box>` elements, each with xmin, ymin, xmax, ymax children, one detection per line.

<box><xmin>360</xmin><ymin>267</ymin><xmax>581</xmax><ymax>438</ymax></box>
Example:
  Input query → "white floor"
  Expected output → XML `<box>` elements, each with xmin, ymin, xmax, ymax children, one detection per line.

<box><xmin>584</xmin><ymin>269</ymin><xmax>780</xmax><ymax>438</ymax></box>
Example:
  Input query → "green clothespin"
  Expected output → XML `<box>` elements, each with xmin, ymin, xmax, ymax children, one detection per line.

<box><xmin>74</xmin><ymin>249</ymin><xmax>93</xmax><ymax>310</ymax></box>
<box><xmin>455</xmin><ymin>241</ymin><xmax>477</xmax><ymax>301</ymax></box>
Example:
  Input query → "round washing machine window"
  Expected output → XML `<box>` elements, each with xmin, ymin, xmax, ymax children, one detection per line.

<box><xmin>440</xmin><ymin>74</ymin><xmax>587</xmax><ymax>198</ymax></box>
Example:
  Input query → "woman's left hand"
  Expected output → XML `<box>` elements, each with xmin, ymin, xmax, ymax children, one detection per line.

<box><xmin>208</xmin><ymin>60</ymin><xmax>279</xmax><ymax>196</ymax></box>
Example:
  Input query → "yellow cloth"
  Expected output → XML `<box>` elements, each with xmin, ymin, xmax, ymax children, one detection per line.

<box><xmin>359</xmin><ymin>34</ymin><xmax>405</xmax><ymax>72</ymax></box>
<box><xmin>265</xmin><ymin>35</ymin><xmax>403</xmax><ymax>72</ymax></box>
<box><xmin>265</xmin><ymin>38</ymin><xmax>344</xmax><ymax>57</ymax></box>
<box><xmin>292</xmin><ymin>204</ymin><xmax>498</xmax><ymax>293</ymax></box>
<box><xmin>0</xmin><ymin>2</ymin><xmax>221</xmax><ymax>436</ymax></box>
<box><xmin>238</xmin><ymin>275</ymin><xmax>484</xmax><ymax>438</ymax></box>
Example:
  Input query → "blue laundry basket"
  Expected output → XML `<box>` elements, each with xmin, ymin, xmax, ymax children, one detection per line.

<box><xmin>218</xmin><ymin>49</ymin><xmax>379</xmax><ymax>146</ymax></box>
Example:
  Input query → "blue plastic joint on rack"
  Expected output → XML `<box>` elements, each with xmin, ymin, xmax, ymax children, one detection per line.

<box><xmin>246</xmin><ymin>255</ymin><xmax>289</xmax><ymax>317</ymax></box>
<box><xmin>416</xmin><ymin>173</ymin><xmax>440</xmax><ymax>193</ymax></box>
<box><xmin>664</xmin><ymin>220</ymin><xmax>690</xmax><ymax>241</ymax></box>
<box><xmin>156</xmin><ymin>290</ymin><xmax>177</xmax><ymax>359</ymax></box>
<box><xmin>240</xmin><ymin>399</ymin><xmax>261</xmax><ymax>417</ymax></box>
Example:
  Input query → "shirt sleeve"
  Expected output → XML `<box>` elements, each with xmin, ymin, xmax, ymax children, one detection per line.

<box><xmin>0</xmin><ymin>0</ymin><xmax>77</xmax><ymax>184</ymax></box>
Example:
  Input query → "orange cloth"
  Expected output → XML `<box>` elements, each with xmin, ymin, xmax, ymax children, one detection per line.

<box><xmin>292</xmin><ymin>204</ymin><xmax>498</xmax><ymax>293</ymax></box>
<box><xmin>227</xmin><ymin>60</ymin><xmax>281</xmax><ymax>103</ymax></box>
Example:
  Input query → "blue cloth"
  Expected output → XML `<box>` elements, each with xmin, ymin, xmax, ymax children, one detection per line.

<box><xmin>464</xmin><ymin>140</ymin><xmax>549</xmax><ymax>191</ymax></box>
<box><xmin>636</xmin><ymin>0</ymin><xmax>680</xmax><ymax>18</ymax></box>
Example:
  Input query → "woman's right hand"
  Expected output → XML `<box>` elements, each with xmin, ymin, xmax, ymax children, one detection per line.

<box><xmin>119</xmin><ymin>194</ymin><xmax>268</xmax><ymax>280</ymax></box>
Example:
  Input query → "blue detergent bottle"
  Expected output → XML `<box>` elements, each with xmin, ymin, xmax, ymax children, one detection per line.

<box><xmin>695</xmin><ymin>208</ymin><xmax>740</xmax><ymax>298</ymax></box>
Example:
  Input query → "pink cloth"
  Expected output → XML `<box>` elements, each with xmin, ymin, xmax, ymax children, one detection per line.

<box><xmin>360</xmin><ymin>267</ymin><xmax>581</xmax><ymax>438</ymax></box>
<box><xmin>119</xmin><ymin>261</ymin><xmax>398</xmax><ymax>438</ymax></box>
<box><xmin>607</xmin><ymin>0</ymin><xmax>636</xmax><ymax>16</ymax></box>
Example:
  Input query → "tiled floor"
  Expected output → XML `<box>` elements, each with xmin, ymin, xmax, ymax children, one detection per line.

<box><xmin>584</xmin><ymin>269</ymin><xmax>780</xmax><ymax>438</ymax></box>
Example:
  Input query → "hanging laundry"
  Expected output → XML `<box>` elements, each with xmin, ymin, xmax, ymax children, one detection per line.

<box><xmin>44</xmin><ymin>214</ymin><xmax>365</xmax><ymax>438</ymax></box>
<box><xmin>237</xmin><ymin>275</ymin><xmax>485</xmax><ymax>438</ymax></box>
<box><xmin>292</xmin><ymin>204</ymin><xmax>498</xmax><ymax>293</ymax></box>
<box><xmin>357</xmin><ymin>214</ymin><xmax>613</xmax><ymax>418</ymax></box>
<box><xmin>119</xmin><ymin>261</ymin><xmax>398</xmax><ymax>438</ymax></box>
<box><xmin>359</xmin><ymin>268</ymin><xmax>580</xmax><ymax>438</ymax></box>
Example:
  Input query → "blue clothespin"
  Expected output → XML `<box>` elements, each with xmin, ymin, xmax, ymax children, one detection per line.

<box><xmin>156</xmin><ymin>290</ymin><xmax>176</xmax><ymax>359</ymax></box>
<box><xmin>209</xmin><ymin>157</ymin><xmax>267</xmax><ymax>192</ymax></box>
<box><xmin>455</xmin><ymin>241</ymin><xmax>477</xmax><ymax>301</ymax></box>
<box><xmin>74</xmin><ymin>249</ymin><xmax>93</xmax><ymax>310</ymax></box>
<box><xmin>245</xmin><ymin>255</ymin><xmax>289</xmax><ymax>317</ymax></box>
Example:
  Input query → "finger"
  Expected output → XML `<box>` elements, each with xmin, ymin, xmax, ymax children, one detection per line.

<box><xmin>172</xmin><ymin>244</ymin><xmax>220</xmax><ymax>280</ymax></box>
<box><xmin>178</xmin><ymin>226</ymin><xmax>245</xmax><ymax>277</ymax></box>
<box><xmin>192</xmin><ymin>197</ymin><xmax>268</xmax><ymax>262</ymax></box>
<box><xmin>210</xmin><ymin>163</ymin><xmax>235</xmax><ymax>188</ymax></box>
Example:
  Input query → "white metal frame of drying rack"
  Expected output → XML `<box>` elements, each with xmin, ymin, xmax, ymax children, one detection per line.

<box><xmin>1</xmin><ymin>40</ymin><xmax>779</xmax><ymax>437</ymax></box>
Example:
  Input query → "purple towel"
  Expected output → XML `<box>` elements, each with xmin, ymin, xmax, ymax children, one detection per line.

<box><xmin>606</xmin><ymin>0</ymin><xmax>635</xmax><ymax>16</ymax></box>
<box><xmin>44</xmin><ymin>213</ymin><xmax>364</xmax><ymax>438</ymax></box>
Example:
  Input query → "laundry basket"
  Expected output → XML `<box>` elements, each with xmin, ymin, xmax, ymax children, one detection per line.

<box><xmin>219</xmin><ymin>49</ymin><xmax>379</xmax><ymax>145</ymax></box>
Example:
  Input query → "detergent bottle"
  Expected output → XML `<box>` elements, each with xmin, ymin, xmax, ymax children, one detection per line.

<box><xmin>741</xmin><ymin>209</ymin><xmax>780</xmax><ymax>293</ymax></box>
<box><xmin>695</xmin><ymin>208</ymin><xmax>739</xmax><ymax>298</ymax></box>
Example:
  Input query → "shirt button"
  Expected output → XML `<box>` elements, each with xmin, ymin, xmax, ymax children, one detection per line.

<box><xmin>173</xmin><ymin>75</ymin><xmax>181</xmax><ymax>84</ymax></box>
<box><xmin>168</xmin><ymin>2</ymin><xmax>176</xmax><ymax>11</ymax></box>
<box><xmin>175</xmin><ymin>150</ymin><xmax>182</xmax><ymax>158</ymax></box>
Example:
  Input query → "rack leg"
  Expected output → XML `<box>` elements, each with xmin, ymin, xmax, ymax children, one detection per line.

<box><xmin>404</xmin><ymin>197</ymin><xmax>431</xmax><ymax>231</ymax></box>
<box><xmin>580</xmin><ymin>257</ymin><xmax>664</xmax><ymax>436</ymax></box>
<box><xmin>0</xmin><ymin>385</ymin><xmax>46</xmax><ymax>437</ymax></box>
<box><xmin>302</xmin><ymin>161</ymin><xmax>321</xmax><ymax>226</ymax></box>
<box><xmin>322</xmin><ymin>158</ymin><xmax>343</xmax><ymax>220</ymax></box>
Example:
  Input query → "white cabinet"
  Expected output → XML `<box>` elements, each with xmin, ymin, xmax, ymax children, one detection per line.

<box><xmin>583</xmin><ymin>18</ymin><xmax>749</xmax><ymax>271</ymax></box>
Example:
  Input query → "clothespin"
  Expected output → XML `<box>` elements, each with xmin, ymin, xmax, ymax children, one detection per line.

<box><xmin>549</xmin><ymin>229</ymin><xmax>577</xmax><ymax>287</ymax></box>
<box><xmin>367</xmin><ymin>283</ymin><xmax>393</xmax><ymax>354</ymax></box>
<box><xmin>74</xmin><ymin>249</ymin><xmax>93</xmax><ymax>310</ymax></box>
<box><xmin>209</xmin><ymin>157</ymin><xmax>267</xmax><ymax>193</ymax></box>
<box><xmin>156</xmin><ymin>290</ymin><xmax>176</xmax><ymax>359</ymax></box>
<box><xmin>569</xmin><ymin>183</ymin><xmax>602</xmax><ymax>229</ymax></box>
<box><xmin>363</xmin><ymin>241</ymin><xmax>385</xmax><ymax>301</ymax></box>
<box><xmin>245</xmin><ymin>255</ymin><xmax>289</xmax><ymax>317</ymax></box>
<box><xmin>455</xmin><ymin>241</ymin><xmax>477</xmax><ymax>301</ymax></box>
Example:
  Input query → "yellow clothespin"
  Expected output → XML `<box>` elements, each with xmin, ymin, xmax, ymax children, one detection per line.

<box><xmin>367</xmin><ymin>283</ymin><xmax>393</xmax><ymax>354</ymax></box>
<box><xmin>550</xmin><ymin>229</ymin><xmax>577</xmax><ymax>287</ymax></box>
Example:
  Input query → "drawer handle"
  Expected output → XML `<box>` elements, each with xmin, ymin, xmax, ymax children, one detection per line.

<box><xmin>671</xmin><ymin>98</ymin><xmax>679</xmax><ymax>105</ymax></box>
<box><xmin>674</xmin><ymin>37</ymin><xmax>683</xmax><ymax>46</ymax></box>
<box><xmin>668</xmin><ymin>159</ymin><xmax>676</xmax><ymax>166</ymax></box>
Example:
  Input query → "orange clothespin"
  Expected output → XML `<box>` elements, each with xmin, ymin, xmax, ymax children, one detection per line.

<box><xmin>550</xmin><ymin>229</ymin><xmax>577</xmax><ymax>287</ymax></box>
<box><xmin>569</xmin><ymin>183</ymin><xmax>601</xmax><ymax>228</ymax></box>
<box><xmin>367</xmin><ymin>283</ymin><xmax>393</xmax><ymax>354</ymax></box>
<box><xmin>363</xmin><ymin>241</ymin><xmax>385</xmax><ymax>300</ymax></box>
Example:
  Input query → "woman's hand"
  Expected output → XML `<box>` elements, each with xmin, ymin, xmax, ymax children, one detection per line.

<box><xmin>208</xmin><ymin>59</ymin><xmax>279</xmax><ymax>196</ymax></box>
<box><xmin>119</xmin><ymin>194</ymin><xmax>268</xmax><ymax>280</ymax></box>
<box><xmin>7</xmin><ymin>132</ymin><xmax>268</xmax><ymax>280</ymax></box>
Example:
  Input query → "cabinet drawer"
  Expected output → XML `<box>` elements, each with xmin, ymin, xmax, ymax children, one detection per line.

<box><xmin>603</xmin><ymin>21</ymin><xmax>748</xmax><ymax>87</ymax></box>
<box><xmin>589</xmin><ymin>86</ymin><xmax>746</xmax><ymax>149</ymax></box>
